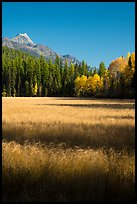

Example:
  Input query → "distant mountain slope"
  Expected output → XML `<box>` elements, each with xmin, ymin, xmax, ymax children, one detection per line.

<box><xmin>2</xmin><ymin>33</ymin><xmax>82</xmax><ymax>65</ymax></box>
<box><xmin>2</xmin><ymin>37</ymin><xmax>14</xmax><ymax>48</ymax></box>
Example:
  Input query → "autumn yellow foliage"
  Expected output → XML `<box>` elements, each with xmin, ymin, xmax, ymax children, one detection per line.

<box><xmin>75</xmin><ymin>75</ymin><xmax>87</xmax><ymax>96</ymax></box>
<box><xmin>75</xmin><ymin>74</ymin><xmax>103</xmax><ymax>96</ymax></box>
<box><xmin>108</xmin><ymin>56</ymin><xmax>127</xmax><ymax>76</ymax></box>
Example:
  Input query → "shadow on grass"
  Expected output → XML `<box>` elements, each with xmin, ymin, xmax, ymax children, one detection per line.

<box><xmin>102</xmin><ymin>115</ymin><xmax>135</xmax><ymax>120</ymax></box>
<box><xmin>2</xmin><ymin>122</ymin><xmax>135</xmax><ymax>152</ymax></box>
<box><xmin>35</xmin><ymin>103</ymin><xmax>135</xmax><ymax>110</ymax></box>
<box><xmin>2</xmin><ymin>158</ymin><xmax>135</xmax><ymax>202</ymax></box>
<box><xmin>53</xmin><ymin>97</ymin><xmax>135</xmax><ymax>102</ymax></box>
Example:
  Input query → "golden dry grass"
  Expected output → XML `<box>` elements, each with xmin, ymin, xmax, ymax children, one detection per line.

<box><xmin>2</xmin><ymin>97</ymin><xmax>135</xmax><ymax>202</ymax></box>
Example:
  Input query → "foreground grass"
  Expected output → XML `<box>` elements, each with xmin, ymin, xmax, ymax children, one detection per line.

<box><xmin>2</xmin><ymin>142</ymin><xmax>135</xmax><ymax>202</ymax></box>
<box><xmin>2</xmin><ymin>97</ymin><xmax>135</xmax><ymax>202</ymax></box>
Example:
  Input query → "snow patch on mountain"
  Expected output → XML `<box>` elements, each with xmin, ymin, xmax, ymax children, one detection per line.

<box><xmin>11</xmin><ymin>33</ymin><xmax>36</xmax><ymax>46</ymax></box>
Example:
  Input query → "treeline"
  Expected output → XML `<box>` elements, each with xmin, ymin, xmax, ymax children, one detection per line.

<box><xmin>2</xmin><ymin>46</ymin><xmax>135</xmax><ymax>98</ymax></box>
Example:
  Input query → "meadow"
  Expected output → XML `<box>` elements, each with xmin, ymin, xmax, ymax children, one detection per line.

<box><xmin>2</xmin><ymin>97</ymin><xmax>135</xmax><ymax>202</ymax></box>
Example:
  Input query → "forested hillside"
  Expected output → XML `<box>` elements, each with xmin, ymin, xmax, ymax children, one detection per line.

<box><xmin>2</xmin><ymin>46</ymin><xmax>135</xmax><ymax>98</ymax></box>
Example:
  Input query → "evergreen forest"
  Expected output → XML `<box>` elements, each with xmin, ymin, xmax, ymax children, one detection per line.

<box><xmin>2</xmin><ymin>46</ymin><xmax>135</xmax><ymax>98</ymax></box>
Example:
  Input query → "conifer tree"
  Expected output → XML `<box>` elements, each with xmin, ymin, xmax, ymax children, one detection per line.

<box><xmin>98</xmin><ymin>62</ymin><xmax>106</xmax><ymax>78</ymax></box>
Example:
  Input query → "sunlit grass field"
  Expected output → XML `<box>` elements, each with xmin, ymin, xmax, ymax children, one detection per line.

<box><xmin>2</xmin><ymin>97</ymin><xmax>135</xmax><ymax>202</ymax></box>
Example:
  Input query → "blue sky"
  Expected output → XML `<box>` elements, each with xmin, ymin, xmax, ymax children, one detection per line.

<box><xmin>2</xmin><ymin>2</ymin><xmax>135</xmax><ymax>68</ymax></box>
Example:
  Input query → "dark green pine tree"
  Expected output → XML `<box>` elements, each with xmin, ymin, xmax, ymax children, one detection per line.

<box><xmin>17</xmin><ymin>75</ymin><xmax>21</xmax><ymax>96</ymax></box>
<box><xmin>54</xmin><ymin>64</ymin><xmax>62</xmax><ymax>96</ymax></box>
<box><xmin>74</xmin><ymin>63</ymin><xmax>80</xmax><ymax>79</ymax></box>
<box><xmin>55</xmin><ymin>55</ymin><xmax>60</xmax><ymax>66</ymax></box>
<box><xmin>81</xmin><ymin>60</ymin><xmax>88</xmax><ymax>76</ymax></box>
<box><xmin>41</xmin><ymin>60</ymin><xmax>49</xmax><ymax>96</ymax></box>
<box><xmin>62</xmin><ymin>60</ymin><xmax>69</xmax><ymax>96</ymax></box>
<box><xmin>25</xmin><ymin>80</ymin><xmax>30</xmax><ymax>96</ymax></box>
<box><xmin>88</xmin><ymin>67</ymin><xmax>93</xmax><ymax>76</ymax></box>
<box><xmin>68</xmin><ymin>63</ymin><xmax>75</xmax><ymax>96</ymax></box>
<box><xmin>20</xmin><ymin>64</ymin><xmax>25</xmax><ymax>96</ymax></box>
<box><xmin>29</xmin><ymin>78</ymin><xmax>33</xmax><ymax>97</ymax></box>
<box><xmin>93</xmin><ymin>67</ymin><xmax>97</xmax><ymax>76</ymax></box>
<box><xmin>10</xmin><ymin>60</ymin><xmax>16</xmax><ymax>96</ymax></box>
<box><xmin>7</xmin><ymin>63</ymin><xmax>11</xmax><ymax>96</ymax></box>
<box><xmin>36</xmin><ymin>60</ymin><xmax>42</xmax><ymax>97</ymax></box>
<box><xmin>98</xmin><ymin>62</ymin><xmax>106</xmax><ymax>78</ymax></box>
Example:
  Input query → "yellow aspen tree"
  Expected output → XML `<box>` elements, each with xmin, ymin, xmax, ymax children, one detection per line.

<box><xmin>86</xmin><ymin>76</ymin><xmax>93</xmax><ymax>95</ymax></box>
<box><xmin>87</xmin><ymin>74</ymin><xmax>103</xmax><ymax>95</ymax></box>
<box><xmin>75</xmin><ymin>75</ymin><xmax>87</xmax><ymax>96</ymax></box>
<box><xmin>33</xmin><ymin>83</ymin><xmax>38</xmax><ymax>96</ymax></box>
<box><xmin>80</xmin><ymin>75</ymin><xmax>87</xmax><ymax>95</ymax></box>
<box><xmin>75</xmin><ymin>76</ymin><xmax>81</xmax><ymax>96</ymax></box>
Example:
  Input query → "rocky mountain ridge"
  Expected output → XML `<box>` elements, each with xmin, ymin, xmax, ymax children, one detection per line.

<box><xmin>2</xmin><ymin>33</ymin><xmax>81</xmax><ymax>65</ymax></box>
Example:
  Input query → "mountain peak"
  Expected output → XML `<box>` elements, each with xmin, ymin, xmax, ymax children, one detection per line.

<box><xmin>18</xmin><ymin>33</ymin><xmax>29</xmax><ymax>38</ymax></box>
<box><xmin>11</xmin><ymin>33</ymin><xmax>36</xmax><ymax>46</ymax></box>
